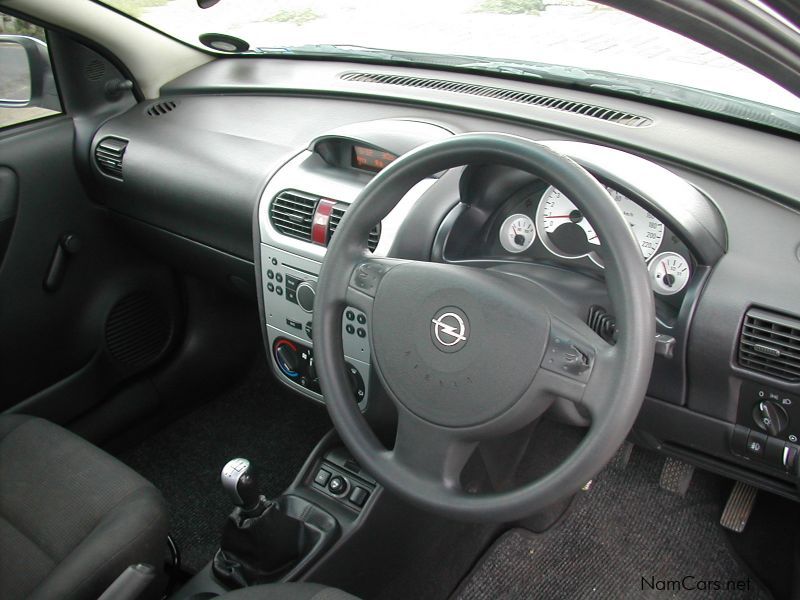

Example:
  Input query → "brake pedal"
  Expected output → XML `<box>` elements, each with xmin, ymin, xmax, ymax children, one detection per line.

<box><xmin>659</xmin><ymin>457</ymin><xmax>694</xmax><ymax>496</ymax></box>
<box><xmin>720</xmin><ymin>481</ymin><xmax>758</xmax><ymax>533</ymax></box>
<box><xmin>609</xmin><ymin>441</ymin><xmax>634</xmax><ymax>470</ymax></box>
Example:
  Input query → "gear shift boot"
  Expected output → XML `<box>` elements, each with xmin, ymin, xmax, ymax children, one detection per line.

<box><xmin>212</xmin><ymin>495</ymin><xmax>304</xmax><ymax>587</ymax></box>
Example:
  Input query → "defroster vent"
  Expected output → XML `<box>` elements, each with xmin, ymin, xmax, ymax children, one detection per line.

<box><xmin>739</xmin><ymin>308</ymin><xmax>800</xmax><ymax>382</ymax></box>
<box><xmin>95</xmin><ymin>136</ymin><xmax>128</xmax><ymax>179</ymax></box>
<box><xmin>270</xmin><ymin>190</ymin><xmax>318</xmax><ymax>242</ymax></box>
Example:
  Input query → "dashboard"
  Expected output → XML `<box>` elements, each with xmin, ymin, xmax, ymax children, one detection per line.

<box><xmin>86</xmin><ymin>58</ymin><xmax>800</xmax><ymax>503</ymax></box>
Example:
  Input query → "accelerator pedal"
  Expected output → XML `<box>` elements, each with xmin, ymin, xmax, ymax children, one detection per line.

<box><xmin>720</xmin><ymin>481</ymin><xmax>758</xmax><ymax>533</ymax></box>
<box><xmin>659</xmin><ymin>457</ymin><xmax>694</xmax><ymax>496</ymax></box>
<box><xmin>609</xmin><ymin>441</ymin><xmax>634</xmax><ymax>470</ymax></box>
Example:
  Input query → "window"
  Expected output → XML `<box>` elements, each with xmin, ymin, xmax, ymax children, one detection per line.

<box><xmin>0</xmin><ymin>13</ymin><xmax>61</xmax><ymax>129</ymax></box>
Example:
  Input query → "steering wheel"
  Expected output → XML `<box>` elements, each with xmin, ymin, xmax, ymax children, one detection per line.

<box><xmin>314</xmin><ymin>133</ymin><xmax>655</xmax><ymax>521</ymax></box>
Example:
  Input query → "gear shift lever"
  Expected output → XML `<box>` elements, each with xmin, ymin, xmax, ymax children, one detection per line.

<box><xmin>221</xmin><ymin>458</ymin><xmax>260</xmax><ymax>509</ymax></box>
<box><xmin>213</xmin><ymin>458</ymin><xmax>304</xmax><ymax>587</ymax></box>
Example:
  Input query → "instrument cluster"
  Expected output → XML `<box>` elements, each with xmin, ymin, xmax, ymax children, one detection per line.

<box><xmin>491</xmin><ymin>183</ymin><xmax>694</xmax><ymax>298</ymax></box>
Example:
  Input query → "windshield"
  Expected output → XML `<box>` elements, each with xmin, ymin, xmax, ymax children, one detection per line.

<box><xmin>100</xmin><ymin>0</ymin><xmax>800</xmax><ymax>132</ymax></box>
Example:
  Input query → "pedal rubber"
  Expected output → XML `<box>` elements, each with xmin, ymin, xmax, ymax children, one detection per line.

<box><xmin>659</xmin><ymin>457</ymin><xmax>694</xmax><ymax>496</ymax></box>
<box><xmin>720</xmin><ymin>481</ymin><xmax>758</xmax><ymax>533</ymax></box>
<box><xmin>609</xmin><ymin>441</ymin><xmax>634</xmax><ymax>470</ymax></box>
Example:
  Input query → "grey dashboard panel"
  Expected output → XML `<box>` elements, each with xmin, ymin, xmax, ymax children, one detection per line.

<box><xmin>162</xmin><ymin>59</ymin><xmax>800</xmax><ymax>207</ymax></box>
<box><xmin>85</xmin><ymin>57</ymin><xmax>800</xmax><ymax>498</ymax></box>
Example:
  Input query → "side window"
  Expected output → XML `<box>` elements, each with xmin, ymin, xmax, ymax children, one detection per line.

<box><xmin>0</xmin><ymin>13</ymin><xmax>61</xmax><ymax>129</ymax></box>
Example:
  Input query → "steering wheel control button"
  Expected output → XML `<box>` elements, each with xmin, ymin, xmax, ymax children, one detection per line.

<box><xmin>430</xmin><ymin>307</ymin><xmax>470</xmax><ymax>353</ymax></box>
<box><xmin>542</xmin><ymin>334</ymin><xmax>593</xmax><ymax>381</ymax></box>
<box><xmin>328</xmin><ymin>476</ymin><xmax>348</xmax><ymax>496</ymax></box>
<box><xmin>314</xmin><ymin>469</ymin><xmax>331</xmax><ymax>486</ymax></box>
<box><xmin>346</xmin><ymin>364</ymin><xmax>366</xmax><ymax>402</ymax></box>
<box><xmin>296</xmin><ymin>281</ymin><xmax>316</xmax><ymax>312</ymax></box>
<box><xmin>349</xmin><ymin>487</ymin><xmax>369</xmax><ymax>507</ymax></box>
<box><xmin>351</xmin><ymin>261</ymin><xmax>389</xmax><ymax>296</ymax></box>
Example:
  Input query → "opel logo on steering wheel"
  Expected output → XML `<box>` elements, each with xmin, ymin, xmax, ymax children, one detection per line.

<box><xmin>431</xmin><ymin>307</ymin><xmax>470</xmax><ymax>353</ymax></box>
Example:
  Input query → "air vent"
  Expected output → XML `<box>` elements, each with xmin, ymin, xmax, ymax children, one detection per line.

<box><xmin>329</xmin><ymin>205</ymin><xmax>380</xmax><ymax>252</ymax></box>
<box><xmin>270</xmin><ymin>190</ymin><xmax>318</xmax><ymax>242</ymax></box>
<box><xmin>340</xmin><ymin>72</ymin><xmax>653</xmax><ymax>128</ymax></box>
<box><xmin>739</xmin><ymin>308</ymin><xmax>800</xmax><ymax>382</ymax></box>
<box><xmin>146</xmin><ymin>100</ymin><xmax>177</xmax><ymax>117</ymax></box>
<box><xmin>95</xmin><ymin>136</ymin><xmax>128</xmax><ymax>179</ymax></box>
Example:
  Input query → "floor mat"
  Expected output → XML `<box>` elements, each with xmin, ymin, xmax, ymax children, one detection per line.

<box><xmin>453</xmin><ymin>449</ymin><xmax>771</xmax><ymax>600</ymax></box>
<box><xmin>119</xmin><ymin>358</ymin><xmax>331</xmax><ymax>573</ymax></box>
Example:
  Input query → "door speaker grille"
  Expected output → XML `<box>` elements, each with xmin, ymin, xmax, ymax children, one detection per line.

<box><xmin>105</xmin><ymin>292</ymin><xmax>173</xmax><ymax>369</ymax></box>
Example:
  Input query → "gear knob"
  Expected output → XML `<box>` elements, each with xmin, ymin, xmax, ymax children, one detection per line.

<box><xmin>221</xmin><ymin>458</ymin><xmax>260</xmax><ymax>509</ymax></box>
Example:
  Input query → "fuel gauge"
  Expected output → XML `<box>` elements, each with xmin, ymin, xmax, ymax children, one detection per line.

<box><xmin>500</xmin><ymin>214</ymin><xmax>536</xmax><ymax>254</ymax></box>
<box><xmin>649</xmin><ymin>252</ymin><xmax>691</xmax><ymax>295</ymax></box>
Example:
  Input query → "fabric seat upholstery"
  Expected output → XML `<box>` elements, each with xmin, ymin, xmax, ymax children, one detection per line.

<box><xmin>0</xmin><ymin>414</ymin><xmax>168</xmax><ymax>600</ymax></box>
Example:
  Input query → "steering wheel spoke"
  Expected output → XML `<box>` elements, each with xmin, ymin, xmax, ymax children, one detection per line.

<box><xmin>391</xmin><ymin>409</ymin><xmax>477</xmax><ymax>491</ymax></box>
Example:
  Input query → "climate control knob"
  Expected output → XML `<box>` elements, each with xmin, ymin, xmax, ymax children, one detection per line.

<box><xmin>274</xmin><ymin>340</ymin><xmax>300</xmax><ymax>378</ymax></box>
<box><xmin>296</xmin><ymin>281</ymin><xmax>316</xmax><ymax>313</ymax></box>
<box><xmin>753</xmin><ymin>401</ymin><xmax>789</xmax><ymax>436</ymax></box>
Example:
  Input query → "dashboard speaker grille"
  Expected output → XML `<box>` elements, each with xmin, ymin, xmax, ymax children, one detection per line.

<box><xmin>340</xmin><ymin>71</ymin><xmax>653</xmax><ymax>127</ymax></box>
<box><xmin>106</xmin><ymin>292</ymin><xmax>173</xmax><ymax>369</ymax></box>
<box><xmin>329</xmin><ymin>206</ymin><xmax>380</xmax><ymax>252</ymax></box>
<box><xmin>270</xmin><ymin>190</ymin><xmax>318</xmax><ymax>242</ymax></box>
<box><xmin>95</xmin><ymin>136</ymin><xmax>128</xmax><ymax>179</ymax></box>
<box><xmin>739</xmin><ymin>308</ymin><xmax>800</xmax><ymax>381</ymax></box>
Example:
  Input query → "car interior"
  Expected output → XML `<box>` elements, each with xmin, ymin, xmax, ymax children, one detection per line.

<box><xmin>1</xmin><ymin>0</ymin><xmax>800</xmax><ymax>599</ymax></box>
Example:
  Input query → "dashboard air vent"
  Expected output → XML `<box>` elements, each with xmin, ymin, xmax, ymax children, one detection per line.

<box><xmin>95</xmin><ymin>136</ymin><xmax>128</xmax><ymax>179</ymax></box>
<box><xmin>329</xmin><ymin>206</ymin><xmax>380</xmax><ymax>252</ymax></box>
<box><xmin>340</xmin><ymin>71</ymin><xmax>653</xmax><ymax>128</ymax></box>
<box><xmin>146</xmin><ymin>100</ymin><xmax>177</xmax><ymax>117</ymax></box>
<box><xmin>739</xmin><ymin>308</ymin><xmax>800</xmax><ymax>382</ymax></box>
<box><xmin>270</xmin><ymin>190</ymin><xmax>318</xmax><ymax>242</ymax></box>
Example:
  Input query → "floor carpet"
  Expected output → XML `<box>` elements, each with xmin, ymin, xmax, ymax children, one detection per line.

<box><xmin>453</xmin><ymin>448</ymin><xmax>771</xmax><ymax>600</ymax></box>
<box><xmin>119</xmin><ymin>358</ymin><xmax>331</xmax><ymax>573</ymax></box>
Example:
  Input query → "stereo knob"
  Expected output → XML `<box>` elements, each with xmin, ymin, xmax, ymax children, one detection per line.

<box><xmin>753</xmin><ymin>401</ymin><xmax>789</xmax><ymax>436</ymax></box>
<box><xmin>296</xmin><ymin>281</ymin><xmax>316</xmax><ymax>313</ymax></box>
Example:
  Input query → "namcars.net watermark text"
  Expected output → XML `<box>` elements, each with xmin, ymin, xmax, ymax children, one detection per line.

<box><xmin>641</xmin><ymin>575</ymin><xmax>751</xmax><ymax>593</ymax></box>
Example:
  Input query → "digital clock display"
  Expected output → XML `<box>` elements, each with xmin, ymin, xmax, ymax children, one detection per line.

<box><xmin>351</xmin><ymin>145</ymin><xmax>397</xmax><ymax>173</ymax></box>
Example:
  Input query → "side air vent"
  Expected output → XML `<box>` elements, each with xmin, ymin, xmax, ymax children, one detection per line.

<box><xmin>146</xmin><ymin>100</ymin><xmax>177</xmax><ymax>117</ymax></box>
<box><xmin>739</xmin><ymin>308</ymin><xmax>800</xmax><ymax>382</ymax></box>
<box><xmin>270</xmin><ymin>190</ymin><xmax>317</xmax><ymax>242</ymax></box>
<box><xmin>340</xmin><ymin>71</ymin><xmax>653</xmax><ymax>127</ymax></box>
<box><xmin>329</xmin><ymin>205</ymin><xmax>380</xmax><ymax>252</ymax></box>
<box><xmin>95</xmin><ymin>136</ymin><xmax>128</xmax><ymax>179</ymax></box>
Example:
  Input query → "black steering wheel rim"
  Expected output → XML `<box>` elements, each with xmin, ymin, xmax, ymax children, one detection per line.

<box><xmin>314</xmin><ymin>133</ymin><xmax>655</xmax><ymax>521</ymax></box>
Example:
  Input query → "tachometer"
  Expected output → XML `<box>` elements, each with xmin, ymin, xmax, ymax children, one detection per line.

<box><xmin>535</xmin><ymin>185</ymin><xmax>665</xmax><ymax>266</ymax></box>
<box><xmin>499</xmin><ymin>214</ymin><xmax>536</xmax><ymax>253</ymax></box>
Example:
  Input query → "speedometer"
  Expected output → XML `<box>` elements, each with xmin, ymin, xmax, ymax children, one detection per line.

<box><xmin>535</xmin><ymin>186</ymin><xmax>664</xmax><ymax>266</ymax></box>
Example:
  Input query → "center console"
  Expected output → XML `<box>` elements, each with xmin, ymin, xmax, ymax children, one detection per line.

<box><xmin>255</xmin><ymin>118</ymin><xmax>453</xmax><ymax>409</ymax></box>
